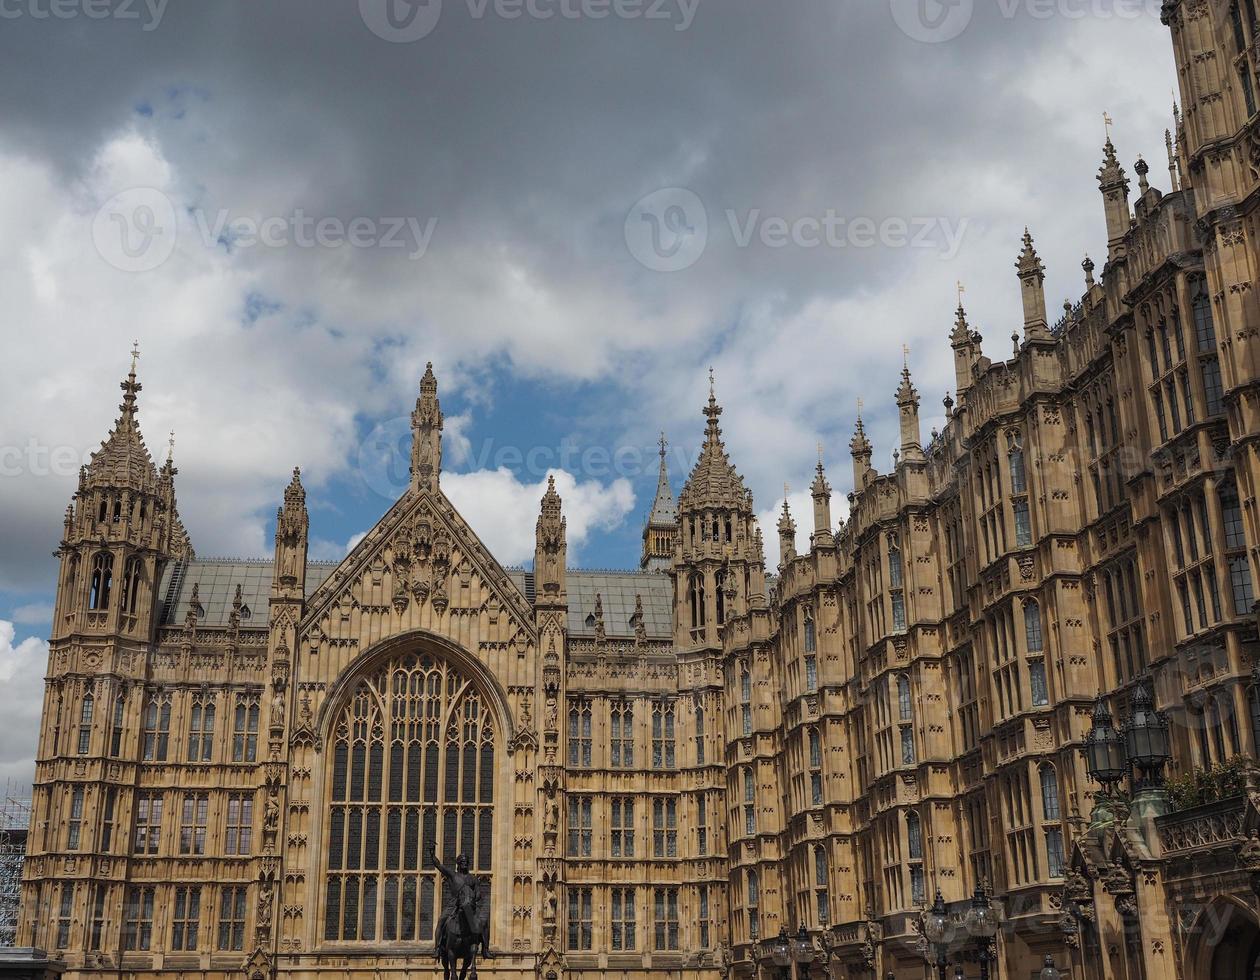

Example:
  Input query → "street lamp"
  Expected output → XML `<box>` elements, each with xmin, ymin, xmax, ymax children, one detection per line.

<box><xmin>771</xmin><ymin>927</ymin><xmax>793</xmax><ymax>980</ymax></box>
<box><xmin>1123</xmin><ymin>682</ymin><xmax>1170</xmax><ymax>789</ymax></box>
<box><xmin>1083</xmin><ymin>694</ymin><xmax>1129</xmax><ymax>826</ymax></box>
<box><xmin>963</xmin><ymin>883</ymin><xmax>1000</xmax><ymax>980</ymax></box>
<box><xmin>792</xmin><ymin>925</ymin><xmax>816</xmax><ymax>977</ymax></box>
<box><xmin>1039</xmin><ymin>955</ymin><xmax>1061</xmax><ymax>980</ymax></box>
<box><xmin>921</xmin><ymin>890</ymin><xmax>951</xmax><ymax>980</ymax></box>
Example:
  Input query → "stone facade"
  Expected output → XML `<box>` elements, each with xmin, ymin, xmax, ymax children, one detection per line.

<box><xmin>17</xmin><ymin>2</ymin><xmax>1260</xmax><ymax>978</ymax></box>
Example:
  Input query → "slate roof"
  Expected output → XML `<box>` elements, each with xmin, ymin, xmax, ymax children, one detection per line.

<box><xmin>158</xmin><ymin>559</ymin><xmax>675</xmax><ymax>640</ymax></box>
<box><xmin>157</xmin><ymin>559</ymin><xmax>339</xmax><ymax>627</ymax></box>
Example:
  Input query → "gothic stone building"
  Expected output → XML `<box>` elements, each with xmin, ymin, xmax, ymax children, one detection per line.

<box><xmin>20</xmin><ymin>2</ymin><xmax>1260</xmax><ymax>978</ymax></box>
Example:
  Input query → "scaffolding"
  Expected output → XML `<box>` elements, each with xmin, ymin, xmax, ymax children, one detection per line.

<box><xmin>0</xmin><ymin>780</ymin><xmax>32</xmax><ymax>948</ymax></box>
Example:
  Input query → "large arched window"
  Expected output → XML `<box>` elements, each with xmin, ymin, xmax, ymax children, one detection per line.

<box><xmin>120</xmin><ymin>556</ymin><xmax>143</xmax><ymax>616</ymax></box>
<box><xmin>324</xmin><ymin>651</ymin><xmax>496</xmax><ymax>944</ymax></box>
<box><xmin>1024</xmin><ymin>600</ymin><xmax>1043</xmax><ymax>652</ymax></box>
<box><xmin>689</xmin><ymin>574</ymin><xmax>706</xmax><ymax>631</ymax></box>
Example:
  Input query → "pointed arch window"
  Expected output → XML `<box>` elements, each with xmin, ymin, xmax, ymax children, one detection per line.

<box><xmin>740</xmin><ymin>666</ymin><xmax>752</xmax><ymax>736</ymax></box>
<box><xmin>324</xmin><ymin>651</ymin><xmax>496</xmax><ymax>944</ymax></box>
<box><xmin>1008</xmin><ymin>433</ymin><xmax>1027</xmax><ymax>495</ymax></box>
<box><xmin>743</xmin><ymin>766</ymin><xmax>756</xmax><ymax>836</ymax></box>
<box><xmin>187</xmin><ymin>693</ymin><xmax>216</xmax><ymax>763</ymax></box>
<box><xmin>746</xmin><ymin>871</ymin><xmax>760</xmax><ymax>941</ymax></box>
<box><xmin>688</xmin><ymin>574</ymin><xmax>706</xmax><ymax>631</ymax></box>
<box><xmin>694</xmin><ymin>702</ymin><xmax>706</xmax><ymax>766</ymax></box>
<box><xmin>714</xmin><ymin>569</ymin><xmax>727</xmax><ymax>625</ymax></box>
<box><xmin>1023</xmin><ymin>600</ymin><xmax>1043</xmax><ymax>652</ymax></box>
<box><xmin>120</xmin><ymin>555</ymin><xmax>143</xmax><ymax>617</ymax></box>
<box><xmin>610</xmin><ymin>700</ymin><xmax>634</xmax><ymax>768</ymax></box>
<box><xmin>77</xmin><ymin>693</ymin><xmax>94</xmax><ymax>755</ymax></box>
<box><xmin>89</xmin><ymin>553</ymin><xmax>113</xmax><ymax>610</ymax></box>
<box><xmin>897</xmin><ymin>675</ymin><xmax>913</xmax><ymax>721</ymax></box>
<box><xmin>1039</xmin><ymin>764</ymin><xmax>1061</xmax><ymax>820</ymax></box>
<box><xmin>142</xmin><ymin>693</ymin><xmax>171</xmax><ymax>762</ymax></box>
<box><xmin>110</xmin><ymin>692</ymin><xmax>125</xmax><ymax>757</ymax></box>
<box><xmin>568</xmin><ymin>698</ymin><xmax>592</xmax><ymax>767</ymax></box>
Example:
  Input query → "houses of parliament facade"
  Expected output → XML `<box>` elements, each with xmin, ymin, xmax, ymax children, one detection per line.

<box><xmin>17</xmin><ymin>2</ymin><xmax>1260</xmax><ymax>978</ymax></box>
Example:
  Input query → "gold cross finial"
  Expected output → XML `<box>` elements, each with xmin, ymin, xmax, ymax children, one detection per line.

<box><xmin>902</xmin><ymin>343</ymin><xmax>910</xmax><ymax>368</ymax></box>
<box><xmin>130</xmin><ymin>340</ymin><xmax>140</xmax><ymax>373</ymax></box>
<box><xmin>956</xmin><ymin>280</ymin><xmax>966</xmax><ymax>307</ymax></box>
<box><xmin>817</xmin><ymin>441</ymin><xmax>824</xmax><ymax>464</ymax></box>
<box><xmin>708</xmin><ymin>366</ymin><xmax>715</xmax><ymax>397</ymax></box>
<box><xmin>1103</xmin><ymin>111</ymin><xmax>1114</xmax><ymax>142</ymax></box>
<box><xmin>167</xmin><ymin>430</ymin><xmax>175</xmax><ymax>462</ymax></box>
<box><xmin>856</xmin><ymin>396</ymin><xmax>864</xmax><ymax>419</ymax></box>
<box><xmin>659</xmin><ymin>432</ymin><xmax>667</xmax><ymax>457</ymax></box>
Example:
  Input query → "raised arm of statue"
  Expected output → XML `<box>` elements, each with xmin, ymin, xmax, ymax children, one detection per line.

<box><xmin>428</xmin><ymin>843</ymin><xmax>453</xmax><ymax>881</ymax></box>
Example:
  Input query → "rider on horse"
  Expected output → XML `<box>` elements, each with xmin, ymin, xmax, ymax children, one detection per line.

<box><xmin>428</xmin><ymin>844</ymin><xmax>492</xmax><ymax>960</ymax></box>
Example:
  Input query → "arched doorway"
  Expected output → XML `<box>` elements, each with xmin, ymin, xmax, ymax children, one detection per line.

<box><xmin>1188</xmin><ymin>897</ymin><xmax>1260</xmax><ymax>980</ymax></box>
<box><xmin>319</xmin><ymin>649</ymin><xmax>498</xmax><ymax>944</ymax></box>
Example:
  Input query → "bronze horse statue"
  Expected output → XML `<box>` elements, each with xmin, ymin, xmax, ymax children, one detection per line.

<box><xmin>428</xmin><ymin>844</ymin><xmax>490</xmax><ymax>980</ymax></box>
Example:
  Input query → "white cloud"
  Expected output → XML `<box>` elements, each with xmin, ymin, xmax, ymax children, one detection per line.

<box><xmin>442</xmin><ymin>468</ymin><xmax>636</xmax><ymax>567</ymax></box>
<box><xmin>0</xmin><ymin>621</ymin><xmax>48</xmax><ymax>787</ymax></box>
<box><xmin>11</xmin><ymin>601</ymin><xmax>54</xmax><ymax>625</ymax></box>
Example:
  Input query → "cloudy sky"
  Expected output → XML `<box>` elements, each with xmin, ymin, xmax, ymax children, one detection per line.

<box><xmin>0</xmin><ymin>0</ymin><xmax>1177</xmax><ymax>784</ymax></box>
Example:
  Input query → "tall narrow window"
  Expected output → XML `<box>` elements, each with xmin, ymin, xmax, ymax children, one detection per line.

<box><xmin>1009</xmin><ymin>437</ymin><xmax>1027</xmax><ymax>494</ymax></box>
<box><xmin>120</xmin><ymin>555</ymin><xmax>143</xmax><ymax>616</ymax></box>
<box><xmin>1192</xmin><ymin>277</ymin><xmax>1217</xmax><ymax>351</ymax></box>
<box><xmin>55</xmin><ymin>883</ymin><xmax>73</xmax><ymax>949</ymax></box>
<box><xmin>652</xmin><ymin>797</ymin><xmax>677</xmax><ymax>857</ymax></box>
<box><xmin>897</xmin><ymin>675</ymin><xmax>912</xmax><ymax>721</ymax></box>
<box><xmin>1014</xmin><ymin>500</ymin><xmax>1032</xmax><ymax>547</ymax></box>
<box><xmin>1231</xmin><ymin>556</ymin><xmax>1256</xmax><ymax>615</ymax></box>
<box><xmin>747</xmin><ymin>871</ymin><xmax>760</xmax><ymax>941</ymax></box>
<box><xmin>225</xmin><ymin>792</ymin><xmax>254</xmax><ymax>856</ymax></box>
<box><xmin>688</xmin><ymin>574</ymin><xmax>706</xmax><ymax>630</ymax></box>
<box><xmin>123</xmin><ymin>886</ymin><xmax>155</xmax><ymax>951</ymax></box>
<box><xmin>567</xmin><ymin>888</ymin><xmax>593</xmax><ymax>951</ymax></box>
<box><xmin>134</xmin><ymin>791</ymin><xmax>163</xmax><ymax>855</ymax></box>
<box><xmin>568</xmin><ymin>796</ymin><xmax>592</xmax><ymax>857</ymax></box>
<box><xmin>179</xmin><ymin>792</ymin><xmax>209</xmax><ymax>855</ymax></box>
<box><xmin>88</xmin><ymin>883</ymin><xmax>107</xmax><ymax>951</ymax></box>
<box><xmin>698</xmin><ymin>884</ymin><xmax>711</xmax><ymax>947</ymax></box>
<box><xmin>809</xmin><ymin>728</ymin><xmax>823</xmax><ymax>805</ymax></box>
<box><xmin>694</xmin><ymin>703</ymin><xmax>706</xmax><ymax>766</ymax></box>
<box><xmin>1029</xmin><ymin>660</ymin><xmax>1049</xmax><ymax>707</ymax></box>
<box><xmin>611</xmin><ymin>887</ymin><xmax>636</xmax><ymax>951</ymax></box>
<box><xmin>568</xmin><ymin>698</ymin><xmax>592</xmax><ymax>767</ymax></box>
<box><xmin>740</xmin><ymin>667</ymin><xmax>752</xmax><ymax>736</ymax></box>
<box><xmin>1040</xmin><ymin>765</ymin><xmax>1061</xmax><ymax>819</ymax></box>
<box><xmin>217</xmin><ymin>886</ymin><xmax>247</xmax><ymax>952</ymax></box>
<box><xmin>697</xmin><ymin>793</ymin><xmax>708</xmax><ymax>856</ymax></box>
<box><xmin>67</xmin><ymin>787</ymin><xmax>84</xmax><ymax>850</ymax></box>
<box><xmin>89</xmin><ymin>553</ymin><xmax>113</xmax><ymax>610</ymax></box>
<box><xmin>889</xmin><ymin>539</ymin><xmax>907</xmax><ymax>632</ymax></box>
<box><xmin>231</xmin><ymin>694</ymin><xmax>259</xmax><ymax>763</ymax></box>
<box><xmin>610</xmin><ymin>700</ymin><xmax>634</xmax><ymax>768</ymax></box>
<box><xmin>653</xmin><ymin>887</ymin><xmax>680</xmax><ymax>951</ymax></box>
<box><xmin>142</xmin><ymin>693</ymin><xmax>171</xmax><ymax>762</ymax></box>
<box><xmin>187</xmin><ymin>693</ymin><xmax>216</xmax><ymax>763</ymax></box>
<box><xmin>110</xmin><ymin>693</ymin><xmax>125</xmax><ymax>757</ymax></box>
<box><xmin>815</xmin><ymin>845</ymin><xmax>831</xmax><ymax>924</ymax></box>
<box><xmin>100</xmin><ymin>786</ymin><xmax>117</xmax><ymax>853</ymax></box>
<box><xmin>171</xmin><ymin>886</ymin><xmax>201</xmax><ymax>951</ymax></box>
<box><xmin>77</xmin><ymin>693</ymin><xmax>94</xmax><ymax>755</ymax></box>
<box><xmin>611</xmin><ymin>797</ymin><xmax>635</xmax><ymax>857</ymax></box>
<box><xmin>1024</xmin><ymin>601</ymin><xmax>1043</xmax><ymax>652</ymax></box>
<box><xmin>652</xmin><ymin>699</ymin><xmax>676</xmax><ymax>769</ymax></box>
<box><xmin>743</xmin><ymin>767</ymin><xmax>756</xmax><ymax>836</ymax></box>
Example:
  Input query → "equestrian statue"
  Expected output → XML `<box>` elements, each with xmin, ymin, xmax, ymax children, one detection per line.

<box><xmin>427</xmin><ymin>842</ymin><xmax>491</xmax><ymax>979</ymax></box>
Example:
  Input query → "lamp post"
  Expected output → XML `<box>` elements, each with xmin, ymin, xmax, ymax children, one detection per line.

<box><xmin>963</xmin><ymin>883</ymin><xmax>1000</xmax><ymax>980</ymax></box>
<box><xmin>1039</xmin><ymin>955</ymin><xmax>1061</xmax><ymax>980</ymax></box>
<box><xmin>792</xmin><ymin>925</ymin><xmax>816</xmax><ymax>978</ymax></box>
<box><xmin>1083</xmin><ymin>694</ymin><xmax>1128</xmax><ymax>827</ymax></box>
<box><xmin>921</xmin><ymin>889</ymin><xmax>951</xmax><ymax>980</ymax></box>
<box><xmin>770</xmin><ymin>927</ymin><xmax>792</xmax><ymax>980</ymax></box>
<box><xmin>1123</xmin><ymin>682</ymin><xmax>1172</xmax><ymax>818</ymax></box>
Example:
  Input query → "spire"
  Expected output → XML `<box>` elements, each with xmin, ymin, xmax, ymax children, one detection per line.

<box><xmin>535</xmin><ymin>474</ymin><xmax>567</xmax><ymax>601</ymax></box>
<box><xmin>273</xmin><ymin>466</ymin><xmax>309</xmax><ymax>595</ymax></box>
<box><xmin>641</xmin><ymin>434</ymin><xmax>679</xmax><ymax>571</ymax></box>
<box><xmin>849</xmin><ymin>409</ymin><xmax>873</xmax><ymax>490</ymax></box>
<box><xmin>896</xmin><ymin>355</ymin><xmax>923</xmax><ymax>461</ymax></box>
<box><xmin>410</xmin><ymin>362</ymin><xmax>444</xmax><ymax>493</ymax></box>
<box><xmin>777</xmin><ymin>487</ymin><xmax>797</xmax><ymax>565</ymax></box>
<box><xmin>1016</xmin><ymin>229</ymin><xmax>1050</xmax><ymax>341</ymax></box>
<box><xmin>811</xmin><ymin>445</ymin><xmax>834</xmax><ymax>547</ymax></box>
<box><xmin>1098</xmin><ymin>138</ymin><xmax>1131</xmax><ymax>260</ymax></box>
<box><xmin>1165</xmin><ymin>129</ymin><xmax>1180</xmax><ymax>192</ymax></box>
<box><xmin>950</xmin><ymin>295</ymin><xmax>981</xmax><ymax>399</ymax></box>
<box><xmin>679</xmin><ymin>371</ymin><xmax>749</xmax><ymax>513</ymax></box>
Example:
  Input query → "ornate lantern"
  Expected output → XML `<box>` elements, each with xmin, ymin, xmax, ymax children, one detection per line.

<box><xmin>1123</xmin><ymin>683</ymin><xmax>1170</xmax><ymax>788</ymax></box>
<box><xmin>770</xmin><ymin>927</ymin><xmax>792</xmax><ymax>970</ymax></box>
<box><xmin>792</xmin><ymin>925</ymin><xmax>816</xmax><ymax>965</ymax></box>
<box><xmin>1040</xmin><ymin>954</ymin><xmax>1062</xmax><ymax>980</ymax></box>
<box><xmin>1083</xmin><ymin>696</ymin><xmax>1128</xmax><ymax>790</ymax></box>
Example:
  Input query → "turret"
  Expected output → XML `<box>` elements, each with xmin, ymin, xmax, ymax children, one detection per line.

<box><xmin>272</xmin><ymin>467</ymin><xmax>309</xmax><ymax>600</ymax></box>
<box><xmin>410</xmin><ymin>362</ymin><xmax>443</xmax><ymax>493</ymax></box>
<box><xmin>850</xmin><ymin>416</ymin><xmax>873</xmax><ymax>490</ymax></box>
<box><xmin>55</xmin><ymin>350</ymin><xmax>189</xmax><ymax>641</ymax></box>
<box><xmin>810</xmin><ymin>450</ymin><xmax>834</xmax><ymax>548</ymax></box>
<box><xmin>674</xmin><ymin>373</ymin><xmax>762</xmax><ymax>649</ymax></box>
<box><xmin>896</xmin><ymin>359</ymin><xmax>923</xmax><ymax>461</ymax></box>
<box><xmin>777</xmin><ymin>493</ymin><xmax>797</xmax><ymax>567</ymax></box>
<box><xmin>535</xmin><ymin>474</ymin><xmax>567</xmax><ymax>603</ymax></box>
<box><xmin>950</xmin><ymin>302</ymin><xmax>981</xmax><ymax>401</ymax></box>
<box><xmin>1098</xmin><ymin>139</ymin><xmax>1131</xmax><ymax>261</ymax></box>
<box><xmin>1016</xmin><ymin>229</ymin><xmax>1051</xmax><ymax>342</ymax></box>
<box><xmin>641</xmin><ymin>435</ymin><xmax>678</xmax><ymax>571</ymax></box>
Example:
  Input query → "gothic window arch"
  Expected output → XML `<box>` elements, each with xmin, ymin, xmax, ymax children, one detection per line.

<box><xmin>77</xmin><ymin>692</ymin><xmax>94</xmax><ymax>755</ymax></box>
<box><xmin>120</xmin><ymin>555</ymin><xmax>143</xmax><ymax>617</ymax></box>
<box><xmin>323</xmin><ymin>650</ymin><xmax>496</xmax><ymax>944</ymax></box>
<box><xmin>89</xmin><ymin>553</ymin><xmax>113</xmax><ymax>611</ymax></box>
<box><xmin>897</xmin><ymin>675</ymin><xmax>912</xmax><ymax>722</ymax></box>
<box><xmin>1023</xmin><ymin>600</ymin><xmax>1043</xmax><ymax>652</ymax></box>
<box><xmin>715</xmin><ymin>569</ymin><xmax>727</xmax><ymax>625</ymax></box>
<box><xmin>689</xmin><ymin>574</ymin><xmax>706</xmax><ymax>631</ymax></box>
